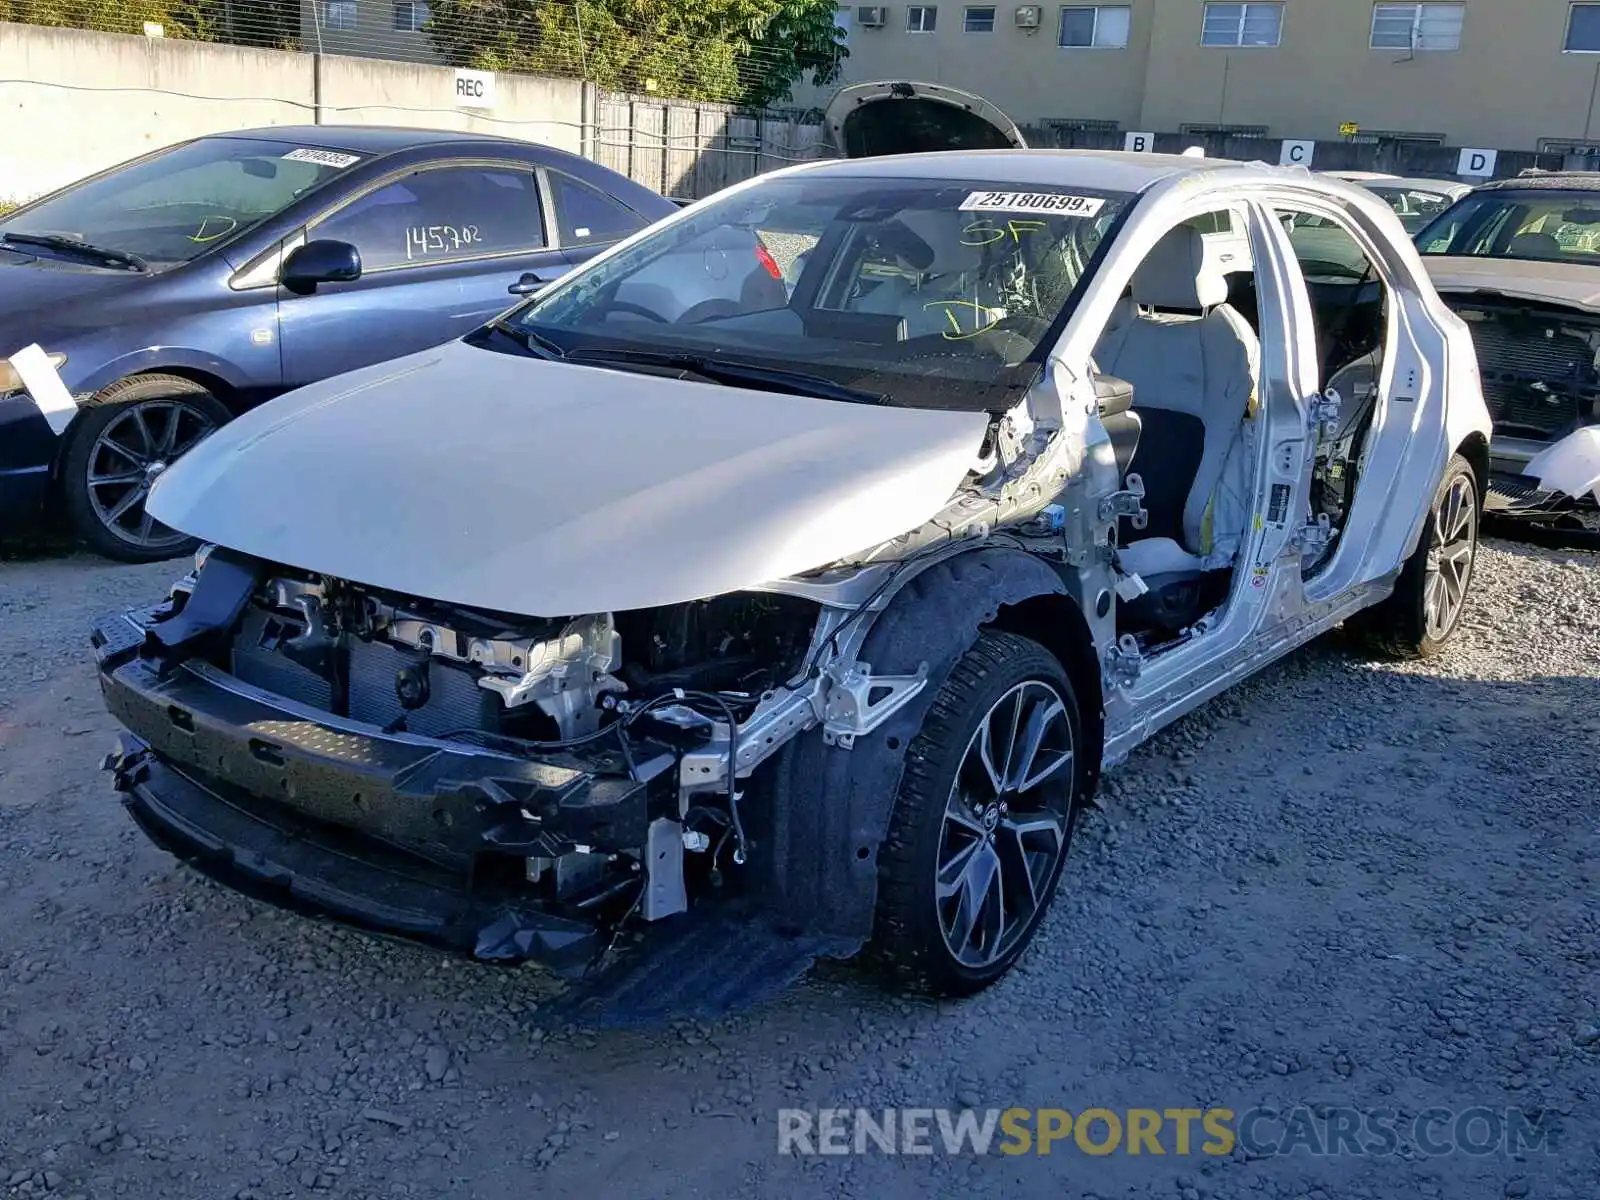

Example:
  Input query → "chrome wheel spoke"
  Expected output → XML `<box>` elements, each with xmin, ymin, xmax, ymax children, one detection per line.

<box><xmin>941</xmin><ymin>840</ymin><xmax>1004</xmax><ymax>962</ymax></box>
<box><xmin>994</xmin><ymin>814</ymin><xmax>1063</xmax><ymax>916</ymax></box>
<box><xmin>88</xmin><ymin>468</ymin><xmax>144</xmax><ymax>488</ymax></box>
<box><xmin>103</xmin><ymin>485</ymin><xmax>147</xmax><ymax>525</ymax></box>
<box><xmin>1010</xmin><ymin>694</ymin><xmax>1072</xmax><ymax>793</ymax></box>
<box><xmin>935</xmin><ymin>676</ymin><xmax>1077</xmax><ymax>970</ymax></box>
<box><xmin>85</xmin><ymin>399</ymin><xmax>216</xmax><ymax>548</ymax></box>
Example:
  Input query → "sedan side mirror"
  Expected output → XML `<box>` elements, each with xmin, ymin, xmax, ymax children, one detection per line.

<box><xmin>282</xmin><ymin>239</ymin><xmax>362</xmax><ymax>294</ymax></box>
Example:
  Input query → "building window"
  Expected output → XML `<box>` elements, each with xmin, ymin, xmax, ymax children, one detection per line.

<box><xmin>1180</xmin><ymin>122</ymin><xmax>1269</xmax><ymax>137</ymax></box>
<box><xmin>1370</xmin><ymin>3</ymin><xmax>1462</xmax><ymax>50</ymax></box>
<box><xmin>964</xmin><ymin>5</ymin><xmax>996</xmax><ymax>31</ymax></box>
<box><xmin>318</xmin><ymin>0</ymin><xmax>357</xmax><ymax>28</ymax></box>
<box><xmin>1567</xmin><ymin>4</ymin><xmax>1600</xmax><ymax>51</ymax></box>
<box><xmin>392</xmin><ymin>0</ymin><xmax>429</xmax><ymax>30</ymax></box>
<box><xmin>1059</xmin><ymin>5</ymin><xmax>1130</xmax><ymax>47</ymax></box>
<box><xmin>1200</xmin><ymin>2</ymin><xmax>1282</xmax><ymax>46</ymax></box>
<box><xmin>907</xmin><ymin>5</ymin><xmax>937</xmax><ymax>31</ymax></box>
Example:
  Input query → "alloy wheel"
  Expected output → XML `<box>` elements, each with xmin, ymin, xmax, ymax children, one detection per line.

<box><xmin>1423</xmin><ymin>472</ymin><xmax>1475</xmax><ymax>642</ymax></box>
<box><xmin>936</xmin><ymin>679</ymin><xmax>1076</xmax><ymax>969</ymax></box>
<box><xmin>85</xmin><ymin>400</ymin><xmax>217</xmax><ymax>552</ymax></box>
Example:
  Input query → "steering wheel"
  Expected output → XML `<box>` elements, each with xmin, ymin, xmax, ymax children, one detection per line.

<box><xmin>606</xmin><ymin>301</ymin><xmax>669</xmax><ymax>322</ymax></box>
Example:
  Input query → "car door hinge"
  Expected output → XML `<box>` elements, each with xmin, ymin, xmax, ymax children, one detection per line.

<box><xmin>1308</xmin><ymin>388</ymin><xmax>1341</xmax><ymax>433</ymax></box>
<box><xmin>1102</xmin><ymin>634</ymin><xmax>1143</xmax><ymax>688</ymax></box>
<box><xmin>1097</xmin><ymin>472</ymin><xmax>1148</xmax><ymax>530</ymax></box>
<box><xmin>1294</xmin><ymin>512</ymin><xmax>1336</xmax><ymax>554</ymax></box>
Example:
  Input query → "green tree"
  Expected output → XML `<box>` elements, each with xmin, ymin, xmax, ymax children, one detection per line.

<box><xmin>425</xmin><ymin>0</ymin><xmax>847</xmax><ymax>107</ymax></box>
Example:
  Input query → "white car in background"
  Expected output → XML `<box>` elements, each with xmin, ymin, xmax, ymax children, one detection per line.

<box><xmin>93</xmin><ymin>83</ymin><xmax>1492</xmax><ymax>1023</ymax></box>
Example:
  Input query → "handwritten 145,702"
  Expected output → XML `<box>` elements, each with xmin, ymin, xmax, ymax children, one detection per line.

<box><xmin>406</xmin><ymin>224</ymin><xmax>483</xmax><ymax>260</ymax></box>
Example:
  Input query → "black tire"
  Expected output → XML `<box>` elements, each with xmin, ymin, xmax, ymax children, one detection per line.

<box><xmin>58</xmin><ymin>375</ymin><xmax>231</xmax><ymax>563</ymax></box>
<box><xmin>1348</xmin><ymin>453</ymin><xmax>1479</xmax><ymax>659</ymax></box>
<box><xmin>870</xmin><ymin>631</ymin><xmax>1086</xmax><ymax>996</ymax></box>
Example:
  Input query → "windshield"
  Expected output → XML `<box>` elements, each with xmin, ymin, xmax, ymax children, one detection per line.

<box><xmin>0</xmin><ymin>137</ymin><xmax>358</xmax><ymax>268</ymax></box>
<box><xmin>1365</xmin><ymin>184</ymin><xmax>1458</xmax><ymax>234</ymax></box>
<box><xmin>1417</xmin><ymin>190</ymin><xmax>1600</xmax><ymax>262</ymax></box>
<box><xmin>504</xmin><ymin>174</ymin><xmax>1135</xmax><ymax>412</ymax></box>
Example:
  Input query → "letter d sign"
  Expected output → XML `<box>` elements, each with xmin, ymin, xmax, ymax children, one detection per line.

<box><xmin>1456</xmin><ymin>148</ymin><xmax>1497</xmax><ymax>177</ymax></box>
<box><xmin>1124</xmin><ymin>132</ymin><xmax>1154</xmax><ymax>153</ymax></box>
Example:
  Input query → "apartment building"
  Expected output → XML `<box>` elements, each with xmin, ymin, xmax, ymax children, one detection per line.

<box><xmin>810</xmin><ymin>1</ymin><xmax>1600</xmax><ymax>152</ymax></box>
<box><xmin>300</xmin><ymin>0</ymin><xmax>436</xmax><ymax>64</ymax></box>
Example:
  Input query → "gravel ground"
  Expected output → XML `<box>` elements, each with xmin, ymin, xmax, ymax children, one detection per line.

<box><xmin>0</xmin><ymin>538</ymin><xmax>1596</xmax><ymax>1200</ymax></box>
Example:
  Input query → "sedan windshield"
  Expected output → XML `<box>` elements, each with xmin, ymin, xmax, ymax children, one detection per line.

<box><xmin>0</xmin><ymin>137</ymin><xmax>357</xmax><ymax>268</ymax></box>
<box><xmin>505</xmin><ymin>174</ymin><xmax>1135</xmax><ymax>412</ymax></box>
<box><xmin>1418</xmin><ymin>190</ymin><xmax>1600</xmax><ymax>263</ymax></box>
<box><xmin>1364</xmin><ymin>184</ymin><xmax>1458</xmax><ymax>234</ymax></box>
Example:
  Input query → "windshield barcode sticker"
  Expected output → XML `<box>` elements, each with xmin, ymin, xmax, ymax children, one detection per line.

<box><xmin>959</xmin><ymin>191</ymin><xmax>1105</xmax><ymax>217</ymax></box>
<box><xmin>282</xmin><ymin>148</ymin><xmax>363</xmax><ymax>168</ymax></box>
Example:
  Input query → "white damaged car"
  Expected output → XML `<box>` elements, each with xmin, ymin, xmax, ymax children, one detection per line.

<box><xmin>94</xmin><ymin>89</ymin><xmax>1493</xmax><ymax>1020</ymax></box>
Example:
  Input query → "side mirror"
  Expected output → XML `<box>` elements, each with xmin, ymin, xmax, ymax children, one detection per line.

<box><xmin>282</xmin><ymin>239</ymin><xmax>362</xmax><ymax>293</ymax></box>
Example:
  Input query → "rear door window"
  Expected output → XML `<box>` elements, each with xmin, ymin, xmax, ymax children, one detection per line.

<box><xmin>545</xmin><ymin>170</ymin><xmax>648</xmax><ymax>247</ymax></box>
<box><xmin>311</xmin><ymin>164</ymin><xmax>545</xmax><ymax>271</ymax></box>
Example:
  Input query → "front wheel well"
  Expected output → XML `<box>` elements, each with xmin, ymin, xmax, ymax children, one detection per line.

<box><xmin>86</xmin><ymin>368</ymin><xmax>242</xmax><ymax>414</ymax></box>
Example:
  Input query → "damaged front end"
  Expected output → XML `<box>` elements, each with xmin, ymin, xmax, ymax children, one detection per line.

<box><xmin>93</xmin><ymin>545</ymin><xmax>916</xmax><ymax>1004</ymax></box>
<box><xmin>1447</xmin><ymin>296</ymin><xmax>1600</xmax><ymax>528</ymax></box>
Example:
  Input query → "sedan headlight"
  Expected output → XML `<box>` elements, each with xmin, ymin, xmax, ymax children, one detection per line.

<box><xmin>0</xmin><ymin>351</ymin><xmax>68</xmax><ymax>395</ymax></box>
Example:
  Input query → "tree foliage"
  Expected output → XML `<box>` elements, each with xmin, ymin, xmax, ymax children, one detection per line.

<box><xmin>0</xmin><ymin>0</ymin><xmax>299</xmax><ymax>48</ymax></box>
<box><xmin>425</xmin><ymin>0</ymin><xmax>848</xmax><ymax>107</ymax></box>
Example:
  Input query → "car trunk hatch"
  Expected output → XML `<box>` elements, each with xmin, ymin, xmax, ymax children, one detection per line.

<box><xmin>823</xmin><ymin>81</ymin><xmax>1027</xmax><ymax>159</ymax></box>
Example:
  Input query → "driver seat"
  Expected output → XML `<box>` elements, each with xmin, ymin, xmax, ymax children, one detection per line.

<box><xmin>1093</xmin><ymin>225</ymin><xmax>1259</xmax><ymax>631</ymax></box>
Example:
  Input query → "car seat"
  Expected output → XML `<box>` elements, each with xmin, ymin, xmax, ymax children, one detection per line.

<box><xmin>1092</xmin><ymin>224</ymin><xmax>1260</xmax><ymax>632</ymax></box>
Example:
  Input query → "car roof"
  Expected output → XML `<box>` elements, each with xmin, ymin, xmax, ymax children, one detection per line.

<box><xmin>1472</xmin><ymin>171</ymin><xmax>1600</xmax><ymax>194</ymax></box>
<box><xmin>785</xmin><ymin>148</ymin><xmax>1274</xmax><ymax>194</ymax></box>
<box><xmin>205</xmin><ymin>125</ymin><xmax>538</xmax><ymax>156</ymax></box>
<box><xmin>1362</xmin><ymin>177</ymin><xmax>1470</xmax><ymax>192</ymax></box>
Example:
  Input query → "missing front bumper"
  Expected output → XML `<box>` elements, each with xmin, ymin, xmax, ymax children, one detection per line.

<box><xmin>94</xmin><ymin>606</ymin><xmax>674</xmax><ymax>976</ymax></box>
<box><xmin>106</xmin><ymin>736</ymin><xmax>604</xmax><ymax>971</ymax></box>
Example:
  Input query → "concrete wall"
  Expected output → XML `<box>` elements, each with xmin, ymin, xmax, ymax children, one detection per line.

<box><xmin>315</xmin><ymin>55</ymin><xmax>586</xmax><ymax>153</ymax></box>
<box><xmin>0</xmin><ymin>25</ymin><xmax>315</xmax><ymax>201</ymax></box>
<box><xmin>0</xmin><ymin>24</ymin><xmax>587</xmax><ymax>203</ymax></box>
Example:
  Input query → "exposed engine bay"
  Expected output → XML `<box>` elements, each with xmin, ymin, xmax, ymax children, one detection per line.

<box><xmin>93</xmin><ymin>543</ymin><xmax>959</xmax><ymax>986</ymax></box>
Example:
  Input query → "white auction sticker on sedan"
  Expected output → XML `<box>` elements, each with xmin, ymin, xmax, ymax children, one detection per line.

<box><xmin>958</xmin><ymin>191</ymin><xmax>1106</xmax><ymax>216</ymax></box>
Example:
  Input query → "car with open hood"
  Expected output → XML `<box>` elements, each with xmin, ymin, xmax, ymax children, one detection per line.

<box><xmin>92</xmin><ymin>85</ymin><xmax>1492</xmax><ymax>1023</ymax></box>
<box><xmin>0</xmin><ymin>126</ymin><xmax>676</xmax><ymax>561</ymax></box>
<box><xmin>1417</xmin><ymin>172</ymin><xmax>1600</xmax><ymax>531</ymax></box>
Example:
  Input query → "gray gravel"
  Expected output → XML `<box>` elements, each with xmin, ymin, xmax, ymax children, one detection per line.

<box><xmin>0</xmin><ymin>540</ymin><xmax>1597</xmax><ymax>1199</ymax></box>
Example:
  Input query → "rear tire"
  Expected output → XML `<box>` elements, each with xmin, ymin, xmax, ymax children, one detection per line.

<box><xmin>1348</xmin><ymin>453</ymin><xmax>1479</xmax><ymax>659</ymax></box>
<box><xmin>869</xmin><ymin>632</ymin><xmax>1086</xmax><ymax>996</ymax></box>
<box><xmin>59</xmin><ymin>375</ymin><xmax>230</xmax><ymax>563</ymax></box>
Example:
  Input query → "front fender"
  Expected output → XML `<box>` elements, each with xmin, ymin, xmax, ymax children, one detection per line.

<box><xmin>754</xmin><ymin>545</ymin><xmax>1083</xmax><ymax>943</ymax></box>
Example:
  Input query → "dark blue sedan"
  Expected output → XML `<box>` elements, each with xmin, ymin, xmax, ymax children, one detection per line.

<box><xmin>0</xmin><ymin>126</ymin><xmax>676</xmax><ymax>560</ymax></box>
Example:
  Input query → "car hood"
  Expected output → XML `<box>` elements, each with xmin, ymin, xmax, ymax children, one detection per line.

<box><xmin>1421</xmin><ymin>255</ymin><xmax>1600</xmax><ymax>312</ymax></box>
<box><xmin>823</xmin><ymin>81</ymin><xmax>1027</xmax><ymax>158</ymax></box>
<box><xmin>146</xmin><ymin>340</ymin><xmax>990</xmax><ymax>616</ymax></box>
<box><xmin>0</xmin><ymin>253</ymin><xmax>148</xmax><ymax>343</ymax></box>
